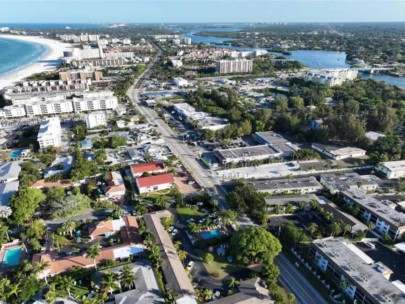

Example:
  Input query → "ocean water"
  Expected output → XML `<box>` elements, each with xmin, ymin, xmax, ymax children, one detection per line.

<box><xmin>0</xmin><ymin>37</ymin><xmax>47</xmax><ymax>78</ymax></box>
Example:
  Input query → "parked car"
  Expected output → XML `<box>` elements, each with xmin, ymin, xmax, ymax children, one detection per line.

<box><xmin>187</xmin><ymin>261</ymin><xmax>195</xmax><ymax>270</ymax></box>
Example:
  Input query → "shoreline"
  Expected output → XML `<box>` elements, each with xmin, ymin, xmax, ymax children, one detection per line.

<box><xmin>0</xmin><ymin>35</ymin><xmax>72</xmax><ymax>89</ymax></box>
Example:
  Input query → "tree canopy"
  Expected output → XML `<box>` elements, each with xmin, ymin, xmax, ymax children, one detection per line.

<box><xmin>229</xmin><ymin>227</ymin><xmax>281</xmax><ymax>265</ymax></box>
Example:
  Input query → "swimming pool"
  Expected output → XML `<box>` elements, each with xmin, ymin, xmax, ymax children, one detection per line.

<box><xmin>9</xmin><ymin>150</ymin><xmax>22</xmax><ymax>159</ymax></box>
<box><xmin>200</xmin><ymin>230</ymin><xmax>222</xmax><ymax>240</ymax></box>
<box><xmin>2</xmin><ymin>247</ymin><xmax>22</xmax><ymax>267</ymax></box>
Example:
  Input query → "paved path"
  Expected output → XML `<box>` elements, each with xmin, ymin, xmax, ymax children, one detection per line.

<box><xmin>275</xmin><ymin>254</ymin><xmax>328</xmax><ymax>304</ymax></box>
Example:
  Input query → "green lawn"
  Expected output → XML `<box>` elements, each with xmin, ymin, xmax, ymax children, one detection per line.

<box><xmin>176</xmin><ymin>207</ymin><xmax>205</xmax><ymax>221</ymax></box>
<box><xmin>196</xmin><ymin>249</ymin><xmax>246</xmax><ymax>280</ymax></box>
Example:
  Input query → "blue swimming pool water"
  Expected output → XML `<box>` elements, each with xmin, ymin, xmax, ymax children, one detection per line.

<box><xmin>9</xmin><ymin>150</ymin><xmax>22</xmax><ymax>158</ymax></box>
<box><xmin>2</xmin><ymin>247</ymin><xmax>22</xmax><ymax>267</ymax></box>
<box><xmin>200</xmin><ymin>230</ymin><xmax>222</xmax><ymax>240</ymax></box>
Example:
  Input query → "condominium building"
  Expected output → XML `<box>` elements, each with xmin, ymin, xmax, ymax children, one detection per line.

<box><xmin>341</xmin><ymin>189</ymin><xmax>405</xmax><ymax>241</ymax></box>
<box><xmin>25</xmin><ymin>100</ymin><xmax>74</xmax><ymax>116</ymax></box>
<box><xmin>85</xmin><ymin>112</ymin><xmax>107</xmax><ymax>129</ymax></box>
<box><xmin>2</xmin><ymin>79</ymin><xmax>90</xmax><ymax>94</ymax></box>
<box><xmin>215</xmin><ymin>59</ymin><xmax>253</xmax><ymax>74</ymax></box>
<box><xmin>59</xmin><ymin>70</ymin><xmax>103</xmax><ymax>81</ymax></box>
<box><xmin>304</xmin><ymin>69</ymin><xmax>358</xmax><ymax>87</ymax></box>
<box><xmin>310</xmin><ymin>237</ymin><xmax>405</xmax><ymax>304</ymax></box>
<box><xmin>72</xmin><ymin>93</ymin><xmax>118</xmax><ymax>112</ymax></box>
<box><xmin>71</xmin><ymin>58</ymin><xmax>128</xmax><ymax>68</ymax></box>
<box><xmin>1</xmin><ymin>91</ymin><xmax>118</xmax><ymax>118</ymax></box>
<box><xmin>376</xmin><ymin>160</ymin><xmax>405</xmax><ymax>179</ymax></box>
<box><xmin>180</xmin><ymin>37</ymin><xmax>192</xmax><ymax>45</ymax></box>
<box><xmin>0</xmin><ymin>105</ymin><xmax>26</xmax><ymax>118</ymax></box>
<box><xmin>37</xmin><ymin>117</ymin><xmax>62</xmax><ymax>149</ymax></box>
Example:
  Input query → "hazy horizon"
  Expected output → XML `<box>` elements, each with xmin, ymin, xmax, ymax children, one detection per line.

<box><xmin>1</xmin><ymin>1</ymin><xmax>405</xmax><ymax>23</ymax></box>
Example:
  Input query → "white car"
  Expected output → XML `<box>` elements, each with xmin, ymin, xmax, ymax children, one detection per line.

<box><xmin>187</xmin><ymin>261</ymin><xmax>195</xmax><ymax>270</ymax></box>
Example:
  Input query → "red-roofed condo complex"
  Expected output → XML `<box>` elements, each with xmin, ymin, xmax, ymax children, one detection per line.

<box><xmin>130</xmin><ymin>161</ymin><xmax>165</xmax><ymax>178</ymax></box>
<box><xmin>135</xmin><ymin>173</ymin><xmax>175</xmax><ymax>194</ymax></box>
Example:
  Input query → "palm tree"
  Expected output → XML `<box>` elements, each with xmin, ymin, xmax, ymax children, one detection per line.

<box><xmin>329</xmin><ymin>222</ymin><xmax>342</xmax><ymax>236</ymax></box>
<box><xmin>0</xmin><ymin>278</ymin><xmax>10</xmax><ymax>300</ymax></box>
<box><xmin>308</xmin><ymin>223</ymin><xmax>318</xmax><ymax>235</ymax></box>
<box><xmin>80</xmin><ymin>295</ymin><xmax>101</xmax><ymax>304</ymax></box>
<box><xmin>367</xmin><ymin>221</ymin><xmax>375</xmax><ymax>233</ymax></box>
<box><xmin>62</xmin><ymin>220</ymin><xmax>76</xmax><ymax>237</ymax></box>
<box><xmin>120</xmin><ymin>266</ymin><xmax>136</xmax><ymax>291</ymax></box>
<box><xmin>33</xmin><ymin>260</ymin><xmax>51</xmax><ymax>284</ymax></box>
<box><xmin>45</xmin><ymin>283</ymin><xmax>57</xmax><ymax>304</ymax></box>
<box><xmin>173</xmin><ymin>240</ymin><xmax>182</xmax><ymax>250</ymax></box>
<box><xmin>228</xmin><ymin>277</ymin><xmax>240</xmax><ymax>288</ymax></box>
<box><xmin>6</xmin><ymin>282</ymin><xmax>20</xmax><ymax>299</ymax></box>
<box><xmin>203</xmin><ymin>289</ymin><xmax>214</xmax><ymax>301</ymax></box>
<box><xmin>86</xmin><ymin>243</ymin><xmax>101</xmax><ymax>270</ymax></box>
<box><xmin>177</xmin><ymin>250</ymin><xmax>188</xmax><ymax>262</ymax></box>
<box><xmin>62</xmin><ymin>276</ymin><xmax>76</xmax><ymax>298</ymax></box>
<box><xmin>165</xmin><ymin>288</ymin><xmax>176</xmax><ymax>304</ymax></box>
<box><xmin>101</xmin><ymin>270</ymin><xmax>119</xmax><ymax>295</ymax></box>
<box><xmin>342</xmin><ymin>224</ymin><xmax>352</xmax><ymax>236</ymax></box>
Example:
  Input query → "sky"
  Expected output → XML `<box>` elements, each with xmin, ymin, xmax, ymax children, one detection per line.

<box><xmin>1</xmin><ymin>0</ymin><xmax>405</xmax><ymax>23</ymax></box>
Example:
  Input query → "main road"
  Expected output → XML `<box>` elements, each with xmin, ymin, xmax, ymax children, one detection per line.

<box><xmin>127</xmin><ymin>43</ymin><xmax>227</xmax><ymax>208</ymax></box>
<box><xmin>275</xmin><ymin>254</ymin><xmax>329</xmax><ymax>304</ymax></box>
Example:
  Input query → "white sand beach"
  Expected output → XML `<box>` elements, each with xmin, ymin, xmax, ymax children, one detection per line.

<box><xmin>0</xmin><ymin>35</ymin><xmax>72</xmax><ymax>89</ymax></box>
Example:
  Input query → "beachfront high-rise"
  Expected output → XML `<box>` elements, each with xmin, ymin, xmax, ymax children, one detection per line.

<box><xmin>215</xmin><ymin>59</ymin><xmax>253</xmax><ymax>74</ymax></box>
<box><xmin>37</xmin><ymin>117</ymin><xmax>62</xmax><ymax>150</ymax></box>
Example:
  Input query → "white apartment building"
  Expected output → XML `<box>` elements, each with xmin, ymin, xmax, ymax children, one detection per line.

<box><xmin>311</xmin><ymin>237</ymin><xmax>405</xmax><ymax>304</ymax></box>
<box><xmin>172</xmin><ymin>77</ymin><xmax>189</xmax><ymax>87</ymax></box>
<box><xmin>0</xmin><ymin>105</ymin><xmax>26</xmax><ymax>118</ymax></box>
<box><xmin>86</xmin><ymin>112</ymin><xmax>107</xmax><ymax>129</ymax></box>
<box><xmin>37</xmin><ymin>117</ymin><xmax>62</xmax><ymax>149</ymax></box>
<box><xmin>72</xmin><ymin>94</ymin><xmax>118</xmax><ymax>112</ymax></box>
<box><xmin>180</xmin><ymin>37</ymin><xmax>192</xmax><ymax>45</ymax></box>
<box><xmin>342</xmin><ymin>189</ymin><xmax>405</xmax><ymax>241</ymax></box>
<box><xmin>215</xmin><ymin>59</ymin><xmax>253</xmax><ymax>74</ymax></box>
<box><xmin>25</xmin><ymin>100</ymin><xmax>74</xmax><ymax>116</ymax></box>
<box><xmin>304</xmin><ymin>69</ymin><xmax>358</xmax><ymax>87</ymax></box>
<box><xmin>173</xmin><ymin>103</ymin><xmax>206</xmax><ymax>121</ymax></box>
<box><xmin>376</xmin><ymin>160</ymin><xmax>405</xmax><ymax>179</ymax></box>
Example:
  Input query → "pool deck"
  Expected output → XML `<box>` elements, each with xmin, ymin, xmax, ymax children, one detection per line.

<box><xmin>0</xmin><ymin>239</ymin><xmax>23</xmax><ymax>270</ymax></box>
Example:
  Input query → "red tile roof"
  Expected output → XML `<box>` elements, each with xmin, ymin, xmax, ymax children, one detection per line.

<box><xmin>130</xmin><ymin>161</ymin><xmax>164</xmax><ymax>174</ymax></box>
<box><xmin>137</xmin><ymin>173</ymin><xmax>174</xmax><ymax>188</ymax></box>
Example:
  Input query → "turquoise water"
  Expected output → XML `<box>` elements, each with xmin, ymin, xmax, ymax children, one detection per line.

<box><xmin>0</xmin><ymin>37</ymin><xmax>47</xmax><ymax>78</ymax></box>
<box><xmin>9</xmin><ymin>150</ymin><xmax>22</xmax><ymax>159</ymax></box>
<box><xmin>200</xmin><ymin>230</ymin><xmax>222</xmax><ymax>240</ymax></box>
<box><xmin>2</xmin><ymin>247</ymin><xmax>22</xmax><ymax>267</ymax></box>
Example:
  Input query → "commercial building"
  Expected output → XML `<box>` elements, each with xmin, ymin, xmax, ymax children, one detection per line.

<box><xmin>197</xmin><ymin>116</ymin><xmax>229</xmax><ymax>131</ymax></box>
<box><xmin>310</xmin><ymin>237</ymin><xmax>405</xmax><ymax>304</ymax></box>
<box><xmin>248</xmin><ymin>176</ymin><xmax>323</xmax><ymax>195</ymax></box>
<box><xmin>143</xmin><ymin>211</ymin><xmax>197</xmax><ymax>304</ymax></box>
<box><xmin>135</xmin><ymin>173</ymin><xmax>174</xmax><ymax>194</ymax></box>
<box><xmin>320</xmin><ymin>173</ymin><xmax>380</xmax><ymax>194</ymax></box>
<box><xmin>37</xmin><ymin>117</ymin><xmax>62</xmax><ymax>150</ymax></box>
<box><xmin>173</xmin><ymin>103</ymin><xmax>206</xmax><ymax>121</ymax></box>
<box><xmin>376</xmin><ymin>160</ymin><xmax>405</xmax><ymax>179</ymax></box>
<box><xmin>0</xmin><ymin>162</ymin><xmax>21</xmax><ymax>184</ymax></box>
<box><xmin>341</xmin><ymin>189</ymin><xmax>405</xmax><ymax>241</ymax></box>
<box><xmin>216</xmin><ymin>59</ymin><xmax>253</xmax><ymax>74</ymax></box>
<box><xmin>365</xmin><ymin>131</ymin><xmax>386</xmax><ymax>142</ymax></box>
<box><xmin>172</xmin><ymin>77</ymin><xmax>189</xmax><ymax>87</ymax></box>
<box><xmin>304</xmin><ymin>69</ymin><xmax>358</xmax><ymax>87</ymax></box>
<box><xmin>130</xmin><ymin>162</ymin><xmax>165</xmax><ymax>178</ymax></box>
<box><xmin>59</xmin><ymin>69</ymin><xmax>103</xmax><ymax>81</ymax></box>
<box><xmin>255</xmin><ymin>131</ymin><xmax>299</xmax><ymax>157</ymax></box>
<box><xmin>311</xmin><ymin>143</ymin><xmax>367</xmax><ymax>160</ymax></box>
<box><xmin>214</xmin><ymin>145</ymin><xmax>280</xmax><ymax>164</ymax></box>
<box><xmin>85</xmin><ymin>112</ymin><xmax>107</xmax><ymax>129</ymax></box>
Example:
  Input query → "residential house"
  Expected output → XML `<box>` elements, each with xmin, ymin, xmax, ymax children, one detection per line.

<box><xmin>135</xmin><ymin>173</ymin><xmax>174</xmax><ymax>194</ymax></box>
